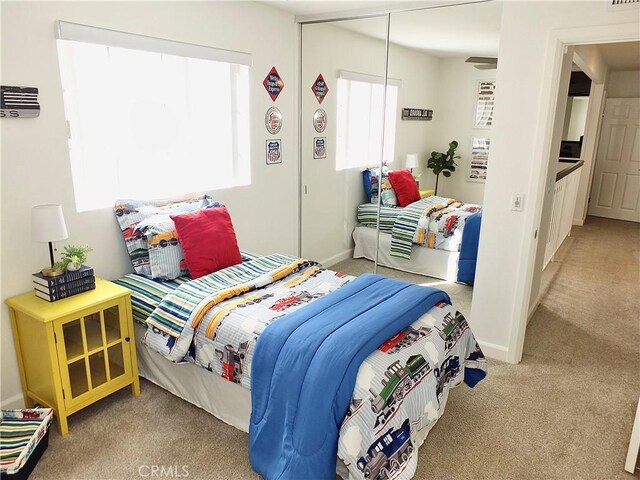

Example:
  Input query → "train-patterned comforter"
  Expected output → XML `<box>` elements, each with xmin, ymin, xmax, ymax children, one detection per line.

<box><xmin>390</xmin><ymin>196</ymin><xmax>481</xmax><ymax>259</ymax></box>
<box><xmin>142</xmin><ymin>255</ymin><xmax>487</xmax><ymax>480</ymax></box>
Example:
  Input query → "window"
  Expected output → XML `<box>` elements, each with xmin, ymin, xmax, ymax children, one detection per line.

<box><xmin>56</xmin><ymin>21</ymin><xmax>251</xmax><ymax>212</ymax></box>
<box><xmin>335</xmin><ymin>71</ymin><xmax>399</xmax><ymax>171</ymax></box>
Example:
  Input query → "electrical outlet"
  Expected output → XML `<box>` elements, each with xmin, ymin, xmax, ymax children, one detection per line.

<box><xmin>512</xmin><ymin>192</ymin><xmax>525</xmax><ymax>211</ymax></box>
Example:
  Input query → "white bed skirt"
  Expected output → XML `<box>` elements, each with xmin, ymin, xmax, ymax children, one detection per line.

<box><xmin>353</xmin><ymin>225</ymin><xmax>460</xmax><ymax>281</ymax></box>
<box><xmin>135</xmin><ymin>317</ymin><xmax>439</xmax><ymax>479</ymax></box>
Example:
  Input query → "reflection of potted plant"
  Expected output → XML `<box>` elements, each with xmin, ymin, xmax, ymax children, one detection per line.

<box><xmin>427</xmin><ymin>140</ymin><xmax>460</xmax><ymax>195</ymax></box>
<box><xmin>53</xmin><ymin>244</ymin><xmax>92</xmax><ymax>272</ymax></box>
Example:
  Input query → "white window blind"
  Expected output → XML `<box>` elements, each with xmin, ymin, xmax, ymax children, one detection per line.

<box><xmin>335</xmin><ymin>71</ymin><xmax>398</xmax><ymax>171</ymax></box>
<box><xmin>56</xmin><ymin>21</ymin><xmax>251</xmax><ymax>212</ymax></box>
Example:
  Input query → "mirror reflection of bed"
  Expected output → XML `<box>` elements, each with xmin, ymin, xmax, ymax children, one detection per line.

<box><xmin>300</xmin><ymin>2</ymin><xmax>502</xmax><ymax>317</ymax></box>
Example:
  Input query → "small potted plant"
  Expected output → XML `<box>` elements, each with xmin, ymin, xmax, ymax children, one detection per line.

<box><xmin>427</xmin><ymin>140</ymin><xmax>460</xmax><ymax>196</ymax></box>
<box><xmin>53</xmin><ymin>244</ymin><xmax>93</xmax><ymax>272</ymax></box>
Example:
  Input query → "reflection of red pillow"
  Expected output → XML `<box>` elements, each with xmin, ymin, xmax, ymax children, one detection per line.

<box><xmin>388</xmin><ymin>170</ymin><xmax>420</xmax><ymax>207</ymax></box>
<box><xmin>171</xmin><ymin>206</ymin><xmax>242</xmax><ymax>279</ymax></box>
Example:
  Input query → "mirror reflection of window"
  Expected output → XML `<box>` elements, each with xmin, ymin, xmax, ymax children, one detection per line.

<box><xmin>335</xmin><ymin>74</ymin><xmax>398</xmax><ymax>171</ymax></box>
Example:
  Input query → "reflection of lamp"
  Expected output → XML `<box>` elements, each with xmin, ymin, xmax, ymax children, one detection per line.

<box><xmin>32</xmin><ymin>204</ymin><xmax>68</xmax><ymax>268</ymax></box>
<box><xmin>405</xmin><ymin>153</ymin><xmax>419</xmax><ymax>173</ymax></box>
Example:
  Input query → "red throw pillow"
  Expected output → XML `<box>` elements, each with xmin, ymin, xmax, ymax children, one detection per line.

<box><xmin>388</xmin><ymin>169</ymin><xmax>420</xmax><ymax>207</ymax></box>
<box><xmin>171</xmin><ymin>206</ymin><xmax>242</xmax><ymax>279</ymax></box>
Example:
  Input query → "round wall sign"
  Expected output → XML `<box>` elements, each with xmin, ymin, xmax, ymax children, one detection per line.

<box><xmin>313</xmin><ymin>108</ymin><xmax>327</xmax><ymax>133</ymax></box>
<box><xmin>265</xmin><ymin>107</ymin><xmax>283</xmax><ymax>134</ymax></box>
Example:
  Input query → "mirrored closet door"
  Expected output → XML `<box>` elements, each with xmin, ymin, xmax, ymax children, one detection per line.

<box><xmin>300</xmin><ymin>16</ymin><xmax>390</xmax><ymax>274</ymax></box>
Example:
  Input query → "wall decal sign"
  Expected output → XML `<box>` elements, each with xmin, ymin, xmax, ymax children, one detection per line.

<box><xmin>401</xmin><ymin>108</ymin><xmax>433</xmax><ymax>121</ymax></box>
<box><xmin>468</xmin><ymin>137</ymin><xmax>490</xmax><ymax>183</ymax></box>
<box><xmin>313</xmin><ymin>108</ymin><xmax>327</xmax><ymax>133</ymax></box>
<box><xmin>263</xmin><ymin>67</ymin><xmax>284</xmax><ymax>102</ymax></box>
<box><xmin>266</xmin><ymin>139</ymin><xmax>282</xmax><ymax>165</ymax></box>
<box><xmin>265</xmin><ymin>107</ymin><xmax>283</xmax><ymax>134</ymax></box>
<box><xmin>312</xmin><ymin>74</ymin><xmax>328</xmax><ymax>104</ymax></box>
<box><xmin>313</xmin><ymin>137</ymin><xmax>326</xmax><ymax>159</ymax></box>
<box><xmin>473</xmin><ymin>80</ymin><xmax>495</xmax><ymax>128</ymax></box>
<box><xmin>1</xmin><ymin>86</ymin><xmax>40</xmax><ymax>118</ymax></box>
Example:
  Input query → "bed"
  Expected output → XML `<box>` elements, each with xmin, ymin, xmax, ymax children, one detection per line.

<box><xmin>114</xmin><ymin>254</ymin><xmax>486</xmax><ymax>480</ymax></box>
<box><xmin>111</xmin><ymin>196</ymin><xmax>486</xmax><ymax>480</ymax></box>
<box><xmin>354</xmin><ymin>196</ymin><xmax>482</xmax><ymax>284</ymax></box>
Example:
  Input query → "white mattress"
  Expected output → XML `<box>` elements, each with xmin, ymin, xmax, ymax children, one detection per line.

<box><xmin>353</xmin><ymin>225</ymin><xmax>460</xmax><ymax>281</ymax></box>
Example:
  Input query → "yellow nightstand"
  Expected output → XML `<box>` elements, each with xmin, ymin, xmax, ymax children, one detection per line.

<box><xmin>420</xmin><ymin>189</ymin><xmax>435</xmax><ymax>198</ymax></box>
<box><xmin>5</xmin><ymin>278</ymin><xmax>140</xmax><ymax>435</ymax></box>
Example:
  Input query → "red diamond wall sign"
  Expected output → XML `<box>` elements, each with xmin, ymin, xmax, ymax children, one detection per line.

<box><xmin>263</xmin><ymin>67</ymin><xmax>284</xmax><ymax>101</ymax></box>
<box><xmin>312</xmin><ymin>74</ymin><xmax>328</xmax><ymax>104</ymax></box>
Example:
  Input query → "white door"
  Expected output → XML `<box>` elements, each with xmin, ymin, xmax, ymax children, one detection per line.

<box><xmin>588</xmin><ymin>98</ymin><xmax>640</xmax><ymax>222</ymax></box>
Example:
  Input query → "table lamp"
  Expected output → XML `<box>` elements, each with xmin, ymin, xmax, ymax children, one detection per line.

<box><xmin>405</xmin><ymin>153</ymin><xmax>419</xmax><ymax>173</ymax></box>
<box><xmin>32</xmin><ymin>204</ymin><xmax>68</xmax><ymax>274</ymax></box>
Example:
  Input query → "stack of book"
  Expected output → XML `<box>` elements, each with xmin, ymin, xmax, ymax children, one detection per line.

<box><xmin>32</xmin><ymin>266</ymin><xmax>95</xmax><ymax>302</ymax></box>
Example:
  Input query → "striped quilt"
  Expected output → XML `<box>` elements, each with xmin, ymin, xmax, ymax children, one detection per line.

<box><xmin>143</xmin><ymin>254</ymin><xmax>329</xmax><ymax>362</ymax></box>
<box><xmin>356</xmin><ymin>203</ymin><xmax>400</xmax><ymax>233</ymax></box>
<box><xmin>0</xmin><ymin>409</ymin><xmax>52</xmax><ymax>476</ymax></box>
<box><xmin>113</xmin><ymin>252</ymin><xmax>260</xmax><ymax>324</ymax></box>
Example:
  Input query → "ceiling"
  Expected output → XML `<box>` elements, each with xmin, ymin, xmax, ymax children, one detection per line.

<box><xmin>265</xmin><ymin>1</ymin><xmax>457</xmax><ymax>18</ymax></box>
<box><xmin>341</xmin><ymin>2</ymin><xmax>501</xmax><ymax>58</ymax></box>
<box><xmin>597</xmin><ymin>41</ymin><xmax>640</xmax><ymax>71</ymax></box>
<box><xmin>265</xmin><ymin>2</ymin><xmax>640</xmax><ymax>65</ymax></box>
<box><xmin>266</xmin><ymin>0</ymin><xmax>502</xmax><ymax>58</ymax></box>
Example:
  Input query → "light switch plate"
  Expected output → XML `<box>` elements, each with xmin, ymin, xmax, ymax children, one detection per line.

<box><xmin>512</xmin><ymin>192</ymin><xmax>525</xmax><ymax>211</ymax></box>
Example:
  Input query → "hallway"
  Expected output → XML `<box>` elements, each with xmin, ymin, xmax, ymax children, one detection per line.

<box><xmin>417</xmin><ymin>216</ymin><xmax>640</xmax><ymax>478</ymax></box>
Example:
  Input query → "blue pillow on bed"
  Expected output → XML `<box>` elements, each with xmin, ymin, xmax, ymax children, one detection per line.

<box><xmin>363</xmin><ymin>167</ymin><xmax>398</xmax><ymax>207</ymax></box>
<box><xmin>363</xmin><ymin>170</ymin><xmax>374</xmax><ymax>202</ymax></box>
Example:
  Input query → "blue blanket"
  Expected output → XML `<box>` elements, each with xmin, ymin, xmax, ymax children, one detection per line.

<box><xmin>457</xmin><ymin>212</ymin><xmax>482</xmax><ymax>285</ymax></box>
<box><xmin>249</xmin><ymin>274</ymin><xmax>450</xmax><ymax>480</ymax></box>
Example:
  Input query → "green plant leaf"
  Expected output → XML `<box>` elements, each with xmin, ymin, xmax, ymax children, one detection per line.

<box><xmin>443</xmin><ymin>171</ymin><xmax>451</xmax><ymax>177</ymax></box>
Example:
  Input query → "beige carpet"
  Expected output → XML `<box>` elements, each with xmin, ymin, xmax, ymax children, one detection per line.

<box><xmin>31</xmin><ymin>216</ymin><xmax>639</xmax><ymax>479</ymax></box>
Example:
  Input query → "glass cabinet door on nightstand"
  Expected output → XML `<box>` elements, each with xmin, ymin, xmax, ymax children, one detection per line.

<box><xmin>54</xmin><ymin>298</ymin><xmax>133</xmax><ymax>408</ymax></box>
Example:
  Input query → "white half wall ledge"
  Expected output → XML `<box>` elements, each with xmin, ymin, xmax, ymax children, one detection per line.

<box><xmin>476</xmin><ymin>340</ymin><xmax>509</xmax><ymax>363</ymax></box>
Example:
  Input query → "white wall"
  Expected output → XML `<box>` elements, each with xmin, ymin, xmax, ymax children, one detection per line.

<box><xmin>469</xmin><ymin>1</ymin><xmax>638</xmax><ymax>362</ymax></box>
<box><xmin>301</xmin><ymin>21</ymin><xmax>440</xmax><ymax>265</ymax></box>
<box><xmin>607</xmin><ymin>70</ymin><xmax>640</xmax><ymax>97</ymax></box>
<box><xmin>429</xmin><ymin>57</ymin><xmax>495</xmax><ymax>204</ymax></box>
<box><xmin>1</xmin><ymin>1</ymin><xmax>299</xmax><ymax>407</ymax></box>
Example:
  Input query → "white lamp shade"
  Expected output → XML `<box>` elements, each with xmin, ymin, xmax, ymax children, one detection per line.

<box><xmin>31</xmin><ymin>204</ymin><xmax>69</xmax><ymax>242</ymax></box>
<box><xmin>405</xmin><ymin>153</ymin><xmax>420</xmax><ymax>169</ymax></box>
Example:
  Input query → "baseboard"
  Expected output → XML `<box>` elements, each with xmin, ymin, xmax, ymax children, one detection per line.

<box><xmin>1</xmin><ymin>393</ymin><xmax>25</xmax><ymax>409</ymax></box>
<box><xmin>572</xmin><ymin>218</ymin><xmax>584</xmax><ymax>226</ymax></box>
<box><xmin>319</xmin><ymin>249</ymin><xmax>353</xmax><ymax>268</ymax></box>
<box><xmin>477</xmin><ymin>340</ymin><xmax>509</xmax><ymax>362</ymax></box>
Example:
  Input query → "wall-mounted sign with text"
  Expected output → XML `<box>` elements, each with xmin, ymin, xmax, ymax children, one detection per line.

<box><xmin>313</xmin><ymin>108</ymin><xmax>327</xmax><ymax>133</ymax></box>
<box><xmin>473</xmin><ymin>80</ymin><xmax>495</xmax><ymax>128</ymax></box>
<box><xmin>312</xmin><ymin>74</ymin><xmax>329</xmax><ymax>104</ymax></box>
<box><xmin>313</xmin><ymin>137</ymin><xmax>326</xmax><ymax>159</ymax></box>
<box><xmin>468</xmin><ymin>137</ymin><xmax>490</xmax><ymax>183</ymax></box>
<box><xmin>265</xmin><ymin>107</ymin><xmax>282</xmax><ymax>134</ymax></box>
<box><xmin>263</xmin><ymin>67</ymin><xmax>284</xmax><ymax>102</ymax></box>
<box><xmin>401</xmin><ymin>108</ymin><xmax>433</xmax><ymax>121</ymax></box>
<box><xmin>1</xmin><ymin>86</ymin><xmax>40</xmax><ymax>118</ymax></box>
<box><xmin>266</xmin><ymin>139</ymin><xmax>282</xmax><ymax>165</ymax></box>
